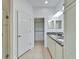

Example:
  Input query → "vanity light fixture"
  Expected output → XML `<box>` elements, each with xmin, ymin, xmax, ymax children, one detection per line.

<box><xmin>53</xmin><ymin>11</ymin><xmax>63</xmax><ymax>17</ymax></box>
<box><xmin>48</xmin><ymin>20</ymin><xmax>52</xmax><ymax>22</ymax></box>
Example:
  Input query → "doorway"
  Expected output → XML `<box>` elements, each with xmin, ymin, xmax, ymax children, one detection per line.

<box><xmin>34</xmin><ymin>18</ymin><xmax>44</xmax><ymax>46</ymax></box>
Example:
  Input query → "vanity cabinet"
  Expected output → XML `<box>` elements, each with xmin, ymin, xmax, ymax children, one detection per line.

<box><xmin>47</xmin><ymin>36</ymin><xmax>56</xmax><ymax>59</ymax></box>
<box><xmin>56</xmin><ymin>43</ymin><xmax>63</xmax><ymax>59</ymax></box>
<box><xmin>47</xmin><ymin>36</ymin><xmax>63</xmax><ymax>59</ymax></box>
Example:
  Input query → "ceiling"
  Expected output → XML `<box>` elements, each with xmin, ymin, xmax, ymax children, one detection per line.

<box><xmin>27</xmin><ymin>0</ymin><xmax>61</xmax><ymax>8</ymax></box>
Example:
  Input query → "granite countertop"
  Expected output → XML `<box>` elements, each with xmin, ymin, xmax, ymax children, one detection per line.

<box><xmin>47</xmin><ymin>32</ymin><xmax>64</xmax><ymax>36</ymax></box>
<box><xmin>47</xmin><ymin>32</ymin><xmax>64</xmax><ymax>46</ymax></box>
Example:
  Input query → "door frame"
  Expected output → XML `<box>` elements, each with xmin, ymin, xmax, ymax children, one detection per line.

<box><xmin>2</xmin><ymin>0</ymin><xmax>13</xmax><ymax>59</ymax></box>
<box><xmin>34</xmin><ymin>17</ymin><xmax>45</xmax><ymax>46</ymax></box>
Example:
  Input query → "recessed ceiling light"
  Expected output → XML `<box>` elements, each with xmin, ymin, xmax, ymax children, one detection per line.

<box><xmin>45</xmin><ymin>0</ymin><xmax>48</xmax><ymax>4</ymax></box>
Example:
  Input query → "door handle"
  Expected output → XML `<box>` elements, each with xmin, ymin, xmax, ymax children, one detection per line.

<box><xmin>18</xmin><ymin>35</ymin><xmax>22</xmax><ymax>37</ymax></box>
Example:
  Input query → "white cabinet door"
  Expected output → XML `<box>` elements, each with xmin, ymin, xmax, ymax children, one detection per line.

<box><xmin>56</xmin><ymin>43</ymin><xmax>62</xmax><ymax>59</ymax></box>
<box><xmin>47</xmin><ymin>36</ymin><xmax>56</xmax><ymax>59</ymax></box>
<box><xmin>50</xmin><ymin>39</ymin><xmax>56</xmax><ymax>59</ymax></box>
<box><xmin>47</xmin><ymin>36</ymin><xmax>63</xmax><ymax>59</ymax></box>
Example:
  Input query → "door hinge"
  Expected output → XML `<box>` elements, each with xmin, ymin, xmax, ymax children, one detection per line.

<box><xmin>6</xmin><ymin>54</ymin><xmax>9</xmax><ymax>58</ymax></box>
<box><xmin>6</xmin><ymin>15</ymin><xmax>9</xmax><ymax>19</ymax></box>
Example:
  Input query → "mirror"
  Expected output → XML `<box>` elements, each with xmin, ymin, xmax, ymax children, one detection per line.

<box><xmin>48</xmin><ymin>21</ymin><xmax>54</xmax><ymax>29</ymax></box>
<box><xmin>56</xmin><ymin>20</ymin><xmax>62</xmax><ymax>29</ymax></box>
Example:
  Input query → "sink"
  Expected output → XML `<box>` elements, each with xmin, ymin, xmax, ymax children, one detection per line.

<box><xmin>57</xmin><ymin>39</ymin><xmax>64</xmax><ymax>42</ymax></box>
<box><xmin>49</xmin><ymin>35</ymin><xmax>64</xmax><ymax>40</ymax></box>
<box><xmin>57</xmin><ymin>36</ymin><xmax>64</xmax><ymax>39</ymax></box>
<box><xmin>48</xmin><ymin>34</ymin><xmax>64</xmax><ymax>46</ymax></box>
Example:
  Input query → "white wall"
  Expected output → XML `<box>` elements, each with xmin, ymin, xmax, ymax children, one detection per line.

<box><xmin>54</xmin><ymin>0</ymin><xmax>64</xmax><ymax>12</ymax></box>
<box><xmin>13</xmin><ymin>0</ymin><xmax>34</xmax><ymax>59</ymax></box>
<box><xmin>33</xmin><ymin>7</ymin><xmax>56</xmax><ymax>47</ymax></box>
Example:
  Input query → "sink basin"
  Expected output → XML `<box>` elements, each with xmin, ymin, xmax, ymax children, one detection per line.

<box><xmin>49</xmin><ymin>35</ymin><xmax>64</xmax><ymax>40</ymax></box>
<box><xmin>48</xmin><ymin>34</ymin><xmax>64</xmax><ymax>46</ymax></box>
<box><xmin>57</xmin><ymin>36</ymin><xmax>64</xmax><ymax>39</ymax></box>
<box><xmin>57</xmin><ymin>39</ymin><xmax>64</xmax><ymax>42</ymax></box>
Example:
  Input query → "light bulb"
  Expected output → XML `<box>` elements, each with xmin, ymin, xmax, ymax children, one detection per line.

<box><xmin>45</xmin><ymin>0</ymin><xmax>48</xmax><ymax>4</ymax></box>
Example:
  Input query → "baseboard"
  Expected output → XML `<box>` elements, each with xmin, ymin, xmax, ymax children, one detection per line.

<box><xmin>18</xmin><ymin>49</ymin><xmax>31</xmax><ymax>58</ymax></box>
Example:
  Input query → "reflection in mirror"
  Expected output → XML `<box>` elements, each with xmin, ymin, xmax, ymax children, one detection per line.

<box><xmin>56</xmin><ymin>20</ymin><xmax>62</xmax><ymax>29</ymax></box>
<box><xmin>48</xmin><ymin>21</ymin><xmax>54</xmax><ymax>29</ymax></box>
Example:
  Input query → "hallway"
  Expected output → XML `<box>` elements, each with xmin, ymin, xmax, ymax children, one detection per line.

<box><xmin>18</xmin><ymin>41</ymin><xmax>52</xmax><ymax>59</ymax></box>
<box><xmin>2</xmin><ymin>0</ymin><xmax>76</xmax><ymax>59</ymax></box>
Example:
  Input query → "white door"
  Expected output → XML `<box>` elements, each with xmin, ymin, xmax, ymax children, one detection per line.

<box><xmin>17</xmin><ymin>10</ymin><xmax>34</xmax><ymax>57</ymax></box>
